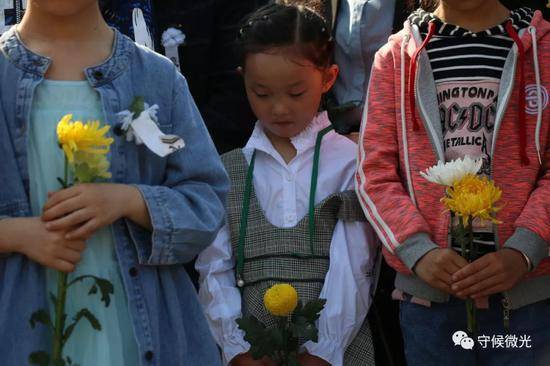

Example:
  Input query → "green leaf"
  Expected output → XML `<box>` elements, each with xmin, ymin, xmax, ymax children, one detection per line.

<box><xmin>88</xmin><ymin>284</ymin><xmax>98</xmax><ymax>295</ymax></box>
<box><xmin>236</xmin><ymin>316</ymin><xmax>265</xmax><ymax>345</ymax></box>
<box><xmin>66</xmin><ymin>356</ymin><xmax>73</xmax><ymax>365</ymax></box>
<box><xmin>68</xmin><ymin>275</ymin><xmax>114</xmax><ymax>307</ymax></box>
<box><xmin>95</xmin><ymin>278</ymin><xmax>114</xmax><ymax>307</ymax></box>
<box><xmin>63</xmin><ymin>308</ymin><xmax>102</xmax><ymax>345</ymax></box>
<box><xmin>237</xmin><ymin>316</ymin><xmax>279</xmax><ymax>359</ymax></box>
<box><xmin>295</xmin><ymin>299</ymin><xmax>326</xmax><ymax>322</ymax></box>
<box><xmin>52</xmin><ymin>358</ymin><xmax>66</xmax><ymax>366</ymax></box>
<box><xmin>129</xmin><ymin>96</ymin><xmax>145</xmax><ymax>116</ymax></box>
<box><xmin>29</xmin><ymin>309</ymin><xmax>53</xmax><ymax>329</ymax></box>
<box><xmin>29</xmin><ymin>351</ymin><xmax>50</xmax><ymax>366</ymax></box>
<box><xmin>290</xmin><ymin>317</ymin><xmax>319</xmax><ymax>343</ymax></box>
<box><xmin>49</xmin><ymin>292</ymin><xmax>58</xmax><ymax>307</ymax></box>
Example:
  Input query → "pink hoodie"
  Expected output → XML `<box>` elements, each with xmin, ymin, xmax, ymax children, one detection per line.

<box><xmin>356</xmin><ymin>11</ymin><xmax>550</xmax><ymax>309</ymax></box>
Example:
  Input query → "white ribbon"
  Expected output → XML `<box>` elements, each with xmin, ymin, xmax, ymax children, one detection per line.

<box><xmin>162</xmin><ymin>27</ymin><xmax>186</xmax><ymax>71</ymax></box>
<box><xmin>116</xmin><ymin>104</ymin><xmax>185</xmax><ymax>157</ymax></box>
<box><xmin>132</xmin><ymin>7</ymin><xmax>154</xmax><ymax>50</ymax></box>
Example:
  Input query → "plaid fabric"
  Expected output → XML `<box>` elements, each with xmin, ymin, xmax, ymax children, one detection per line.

<box><xmin>222</xmin><ymin>149</ymin><xmax>373</xmax><ymax>365</ymax></box>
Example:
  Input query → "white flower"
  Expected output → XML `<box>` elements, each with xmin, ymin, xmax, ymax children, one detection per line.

<box><xmin>162</xmin><ymin>28</ymin><xmax>186</xmax><ymax>48</ymax></box>
<box><xmin>420</xmin><ymin>156</ymin><xmax>482</xmax><ymax>186</ymax></box>
<box><xmin>116</xmin><ymin>103</ymin><xmax>159</xmax><ymax>144</ymax></box>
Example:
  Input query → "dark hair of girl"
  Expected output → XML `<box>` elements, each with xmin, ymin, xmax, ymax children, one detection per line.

<box><xmin>236</xmin><ymin>0</ymin><xmax>333</xmax><ymax>69</ymax></box>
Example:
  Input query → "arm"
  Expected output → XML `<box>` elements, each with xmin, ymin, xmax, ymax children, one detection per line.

<box><xmin>303</xmin><ymin>220</ymin><xmax>377</xmax><ymax>366</ymax></box>
<box><xmin>505</xmin><ymin>144</ymin><xmax>550</xmax><ymax>270</ymax></box>
<box><xmin>195</xmin><ymin>223</ymin><xmax>251</xmax><ymax>365</ymax></box>
<box><xmin>355</xmin><ymin>47</ymin><xmax>436</xmax><ymax>274</ymax></box>
<box><xmin>128</xmin><ymin>70</ymin><xmax>230</xmax><ymax>265</ymax></box>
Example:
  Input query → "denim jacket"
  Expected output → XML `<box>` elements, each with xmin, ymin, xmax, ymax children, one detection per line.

<box><xmin>0</xmin><ymin>27</ymin><xmax>227</xmax><ymax>365</ymax></box>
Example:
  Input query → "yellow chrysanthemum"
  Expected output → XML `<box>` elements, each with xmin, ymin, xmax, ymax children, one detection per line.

<box><xmin>263</xmin><ymin>284</ymin><xmax>298</xmax><ymax>317</ymax></box>
<box><xmin>57</xmin><ymin>114</ymin><xmax>114</xmax><ymax>163</ymax></box>
<box><xmin>442</xmin><ymin>174</ymin><xmax>502</xmax><ymax>224</ymax></box>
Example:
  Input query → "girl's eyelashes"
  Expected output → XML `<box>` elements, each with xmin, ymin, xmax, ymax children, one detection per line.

<box><xmin>289</xmin><ymin>91</ymin><xmax>305</xmax><ymax>98</ymax></box>
<box><xmin>254</xmin><ymin>92</ymin><xmax>269</xmax><ymax>98</ymax></box>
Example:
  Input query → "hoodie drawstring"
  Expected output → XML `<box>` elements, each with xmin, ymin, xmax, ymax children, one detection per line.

<box><xmin>505</xmin><ymin>21</ymin><xmax>530</xmax><ymax>166</ymax></box>
<box><xmin>409</xmin><ymin>21</ymin><xmax>436</xmax><ymax>132</ymax></box>
<box><xmin>528</xmin><ymin>26</ymin><xmax>543</xmax><ymax>165</ymax></box>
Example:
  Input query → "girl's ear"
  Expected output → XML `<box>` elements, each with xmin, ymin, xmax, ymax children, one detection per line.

<box><xmin>321</xmin><ymin>64</ymin><xmax>339</xmax><ymax>94</ymax></box>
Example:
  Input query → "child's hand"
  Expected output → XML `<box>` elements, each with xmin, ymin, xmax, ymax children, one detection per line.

<box><xmin>0</xmin><ymin>217</ymin><xmax>86</xmax><ymax>272</ymax></box>
<box><xmin>451</xmin><ymin>249</ymin><xmax>528</xmax><ymax>299</ymax></box>
<box><xmin>41</xmin><ymin>183</ymin><xmax>148</xmax><ymax>240</ymax></box>
<box><xmin>297</xmin><ymin>353</ymin><xmax>330</xmax><ymax>366</ymax></box>
<box><xmin>414</xmin><ymin>248</ymin><xmax>469</xmax><ymax>295</ymax></box>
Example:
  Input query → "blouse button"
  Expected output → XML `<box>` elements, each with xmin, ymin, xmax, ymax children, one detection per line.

<box><xmin>145</xmin><ymin>351</ymin><xmax>154</xmax><ymax>361</ymax></box>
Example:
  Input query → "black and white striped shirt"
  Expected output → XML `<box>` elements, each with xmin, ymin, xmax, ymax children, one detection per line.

<box><xmin>410</xmin><ymin>7</ymin><xmax>533</xmax><ymax>83</ymax></box>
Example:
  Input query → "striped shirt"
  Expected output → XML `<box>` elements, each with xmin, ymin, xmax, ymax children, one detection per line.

<box><xmin>410</xmin><ymin>7</ymin><xmax>533</xmax><ymax>83</ymax></box>
<box><xmin>409</xmin><ymin>7</ymin><xmax>533</xmax><ymax>256</ymax></box>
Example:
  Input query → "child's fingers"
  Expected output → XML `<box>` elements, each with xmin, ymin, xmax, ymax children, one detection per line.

<box><xmin>452</xmin><ymin>264</ymin><xmax>496</xmax><ymax>292</ymax></box>
<box><xmin>43</xmin><ymin>186</ymin><xmax>81</xmax><ymax>211</ymax></box>
<box><xmin>57</xmin><ymin>247</ymin><xmax>83</xmax><ymax>265</ymax></box>
<box><xmin>471</xmin><ymin>283</ymin><xmax>506</xmax><ymax>299</ymax></box>
<box><xmin>452</xmin><ymin>255</ymin><xmax>489</xmax><ymax>282</ymax></box>
<box><xmin>66</xmin><ymin>219</ymin><xmax>99</xmax><ymax>240</ymax></box>
<box><xmin>42</xmin><ymin>196</ymin><xmax>84</xmax><ymax>222</ymax></box>
<box><xmin>45</xmin><ymin>209</ymin><xmax>92</xmax><ymax>231</ymax></box>
<box><xmin>456</xmin><ymin>273</ymin><xmax>503</xmax><ymax>297</ymax></box>
<box><xmin>65</xmin><ymin>240</ymin><xmax>86</xmax><ymax>252</ymax></box>
<box><xmin>51</xmin><ymin>258</ymin><xmax>76</xmax><ymax>273</ymax></box>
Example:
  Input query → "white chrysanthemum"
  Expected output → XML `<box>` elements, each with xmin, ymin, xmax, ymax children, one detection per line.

<box><xmin>420</xmin><ymin>156</ymin><xmax>482</xmax><ymax>186</ymax></box>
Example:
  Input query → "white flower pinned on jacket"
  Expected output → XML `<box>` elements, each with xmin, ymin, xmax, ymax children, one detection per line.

<box><xmin>162</xmin><ymin>27</ymin><xmax>186</xmax><ymax>71</ymax></box>
<box><xmin>116</xmin><ymin>96</ymin><xmax>185</xmax><ymax>158</ymax></box>
<box><xmin>420</xmin><ymin>156</ymin><xmax>482</xmax><ymax>186</ymax></box>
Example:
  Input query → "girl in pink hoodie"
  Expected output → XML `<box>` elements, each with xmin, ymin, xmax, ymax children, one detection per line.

<box><xmin>357</xmin><ymin>0</ymin><xmax>550</xmax><ymax>364</ymax></box>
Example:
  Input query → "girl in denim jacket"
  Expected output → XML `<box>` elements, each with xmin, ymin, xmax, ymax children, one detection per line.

<box><xmin>0</xmin><ymin>0</ymin><xmax>228</xmax><ymax>365</ymax></box>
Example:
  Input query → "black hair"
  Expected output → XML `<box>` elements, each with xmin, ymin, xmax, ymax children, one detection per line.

<box><xmin>236</xmin><ymin>0</ymin><xmax>333</xmax><ymax>69</ymax></box>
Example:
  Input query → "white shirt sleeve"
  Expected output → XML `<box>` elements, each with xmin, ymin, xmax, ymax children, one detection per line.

<box><xmin>303</xmin><ymin>219</ymin><xmax>378</xmax><ymax>366</ymax></box>
<box><xmin>196</xmin><ymin>223</ymin><xmax>250</xmax><ymax>365</ymax></box>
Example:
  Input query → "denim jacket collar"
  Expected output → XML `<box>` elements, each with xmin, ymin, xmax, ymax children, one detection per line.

<box><xmin>0</xmin><ymin>26</ymin><xmax>133</xmax><ymax>86</ymax></box>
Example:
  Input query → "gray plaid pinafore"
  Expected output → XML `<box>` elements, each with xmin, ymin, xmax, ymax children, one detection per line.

<box><xmin>221</xmin><ymin>148</ymin><xmax>375</xmax><ymax>365</ymax></box>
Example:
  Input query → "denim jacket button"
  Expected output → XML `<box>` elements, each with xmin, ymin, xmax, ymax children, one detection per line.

<box><xmin>92</xmin><ymin>70</ymin><xmax>104</xmax><ymax>80</ymax></box>
<box><xmin>129</xmin><ymin>267</ymin><xmax>138</xmax><ymax>277</ymax></box>
<box><xmin>145</xmin><ymin>351</ymin><xmax>154</xmax><ymax>361</ymax></box>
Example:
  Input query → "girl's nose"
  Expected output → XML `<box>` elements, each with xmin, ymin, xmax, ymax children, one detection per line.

<box><xmin>272</xmin><ymin>101</ymin><xmax>289</xmax><ymax>117</ymax></box>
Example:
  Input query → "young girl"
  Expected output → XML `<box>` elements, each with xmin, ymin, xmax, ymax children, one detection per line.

<box><xmin>357</xmin><ymin>0</ymin><xmax>550</xmax><ymax>364</ymax></box>
<box><xmin>196</xmin><ymin>2</ymin><xmax>378</xmax><ymax>366</ymax></box>
<box><xmin>0</xmin><ymin>0</ymin><xmax>228</xmax><ymax>365</ymax></box>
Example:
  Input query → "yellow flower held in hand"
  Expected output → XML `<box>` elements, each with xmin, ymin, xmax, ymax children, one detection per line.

<box><xmin>57</xmin><ymin>114</ymin><xmax>114</xmax><ymax>163</ymax></box>
<box><xmin>442</xmin><ymin>174</ymin><xmax>502</xmax><ymax>224</ymax></box>
<box><xmin>264</xmin><ymin>284</ymin><xmax>298</xmax><ymax>317</ymax></box>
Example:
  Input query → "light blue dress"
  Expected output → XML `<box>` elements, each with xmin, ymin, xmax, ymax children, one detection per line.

<box><xmin>27</xmin><ymin>80</ymin><xmax>139</xmax><ymax>366</ymax></box>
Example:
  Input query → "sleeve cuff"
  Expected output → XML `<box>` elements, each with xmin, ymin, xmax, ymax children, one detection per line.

<box><xmin>125</xmin><ymin>219</ymin><xmax>175</xmax><ymax>265</ymax></box>
<box><xmin>304</xmin><ymin>339</ymin><xmax>343</xmax><ymax>366</ymax></box>
<box><xmin>504</xmin><ymin>228</ymin><xmax>548</xmax><ymax>271</ymax></box>
<box><xmin>222</xmin><ymin>338</ymin><xmax>250</xmax><ymax>366</ymax></box>
<box><xmin>395</xmin><ymin>233</ymin><xmax>439</xmax><ymax>271</ymax></box>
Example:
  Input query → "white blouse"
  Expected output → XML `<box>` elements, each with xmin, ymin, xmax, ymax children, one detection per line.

<box><xmin>196</xmin><ymin>112</ymin><xmax>378</xmax><ymax>366</ymax></box>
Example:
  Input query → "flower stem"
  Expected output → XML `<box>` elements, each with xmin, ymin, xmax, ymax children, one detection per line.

<box><xmin>52</xmin><ymin>157</ymin><xmax>70</xmax><ymax>362</ymax></box>
<box><xmin>52</xmin><ymin>272</ymin><xmax>68</xmax><ymax>362</ymax></box>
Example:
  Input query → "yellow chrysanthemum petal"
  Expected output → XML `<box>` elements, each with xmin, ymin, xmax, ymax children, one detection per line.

<box><xmin>443</xmin><ymin>174</ymin><xmax>502</xmax><ymax>224</ymax></box>
<box><xmin>263</xmin><ymin>284</ymin><xmax>298</xmax><ymax>317</ymax></box>
<box><xmin>56</xmin><ymin>114</ymin><xmax>114</xmax><ymax>181</ymax></box>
